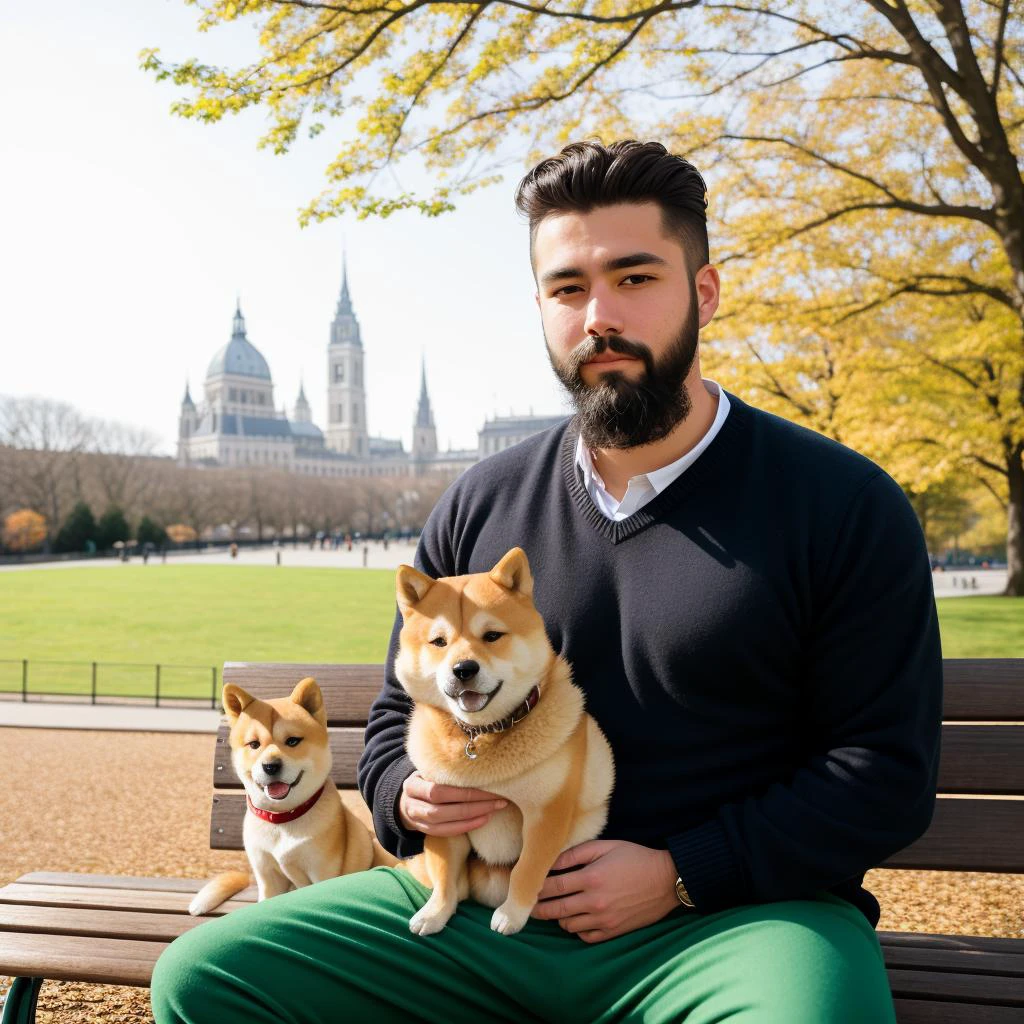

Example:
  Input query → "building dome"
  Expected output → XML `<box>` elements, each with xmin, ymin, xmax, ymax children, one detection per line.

<box><xmin>206</xmin><ymin>303</ymin><xmax>272</xmax><ymax>381</ymax></box>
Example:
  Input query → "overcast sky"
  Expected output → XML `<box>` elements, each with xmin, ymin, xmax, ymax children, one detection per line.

<box><xmin>1</xmin><ymin>1</ymin><xmax>572</xmax><ymax>455</ymax></box>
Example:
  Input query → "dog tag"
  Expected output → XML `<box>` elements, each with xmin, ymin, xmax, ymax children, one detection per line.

<box><xmin>465</xmin><ymin>738</ymin><xmax>478</xmax><ymax>759</ymax></box>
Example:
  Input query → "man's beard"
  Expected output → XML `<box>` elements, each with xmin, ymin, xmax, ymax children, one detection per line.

<box><xmin>547</xmin><ymin>297</ymin><xmax>700</xmax><ymax>450</ymax></box>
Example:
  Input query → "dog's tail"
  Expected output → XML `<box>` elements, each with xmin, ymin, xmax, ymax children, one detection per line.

<box><xmin>188</xmin><ymin>870</ymin><xmax>252</xmax><ymax>916</ymax></box>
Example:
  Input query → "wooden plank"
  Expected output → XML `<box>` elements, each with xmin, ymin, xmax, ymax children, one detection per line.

<box><xmin>882</xmin><ymin>943</ymin><xmax>1024</xmax><ymax>976</ymax></box>
<box><xmin>213</xmin><ymin>726</ymin><xmax>365</xmax><ymax>789</ymax></box>
<box><xmin>0</xmin><ymin>883</ymin><xmax>253</xmax><ymax>915</ymax></box>
<box><xmin>880</xmin><ymin>798</ymin><xmax>1024</xmax><ymax>872</ymax></box>
<box><xmin>221</xmin><ymin>663</ymin><xmax>390</xmax><ymax>724</ymax></box>
<box><xmin>222</xmin><ymin>659</ymin><xmax>1024</xmax><ymax>723</ymax></box>
<box><xmin>887</xmin><ymin>968</ymin><xmax>1024</xmax><ymax>1006</ymax></box>
<box><xmin>210</xmin><ymin>791</ymin><xmax>369</xmax><ymax>851</ymax></box>
<box><xmin>0</xmin><ymin>932</ymin><xmax>166</xmax><ymax>985</ymax></box>
<box><xmin>938</xmin><ymin>726</ymin><xmax>1024</xmax><ymax>794</ymax></box>
<box><xmin>0</xmin><ymin>904</ymin><xmax>225</xmax><ymax>942</ymax></box>
<box><xmin>12</xmin><ymin>873</ymin><xmax>212</xmax><ymax>895</ymax></box>
<box><xmin>894</xmin><ymin>1000</ymin><xmax>1024</xmax><ymax>1023</ymax></box>
<box><xmin>943</xmin><ymin>661</ymin><xmax>1024</xmax><ymax>721</ymax></box>
<box><xmin>211</xmin><ymin>722</ymin><xmax>1024</xmax><ymax>794</ymax></box>
<box><xmin>880</xmin><ymin>932</ymin><xmax>1024</xmax><ymax>956</ymax></box>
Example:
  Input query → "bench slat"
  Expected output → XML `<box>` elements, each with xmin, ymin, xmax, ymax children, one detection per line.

<box><xmin>211</xmin><ymin>722</ymin><xmax>1024</xmax><ymax>797</ymax></box>
<box><xmin>883</xmin><ymin>943</ymin><xmax>1024</xmax><ymax>976</ymax></box>
<box><xmin>879</xmin><ymin>932</ymin><xmax>1024</xmax><ymax>955</ymax></box>
<box><xmin>0</xmin><ymin>883</ymin><xmax>251</xmax><ymax>916</ymax></box>
<box><xmin>887</xmin><ymin>967</ymin><xmax>1024</xmax><ymax>1006</ymax></box>
<box><xmin>0</xmin><ymin>932</ymin><xmax>168</xmax><ymax>986</ymax></box>
<box><xmin>893</xmin><ymin>1000</ymin><xmax>1024</xmax><ymax>1023</ymax></box>
<box><xmin>0</xmin><ymin>904</ymin><xmax>210</xmax><ymax>942</ymax></box>
<box><xmin>11</xmin><ymin>873</ymin><xmax>214</xmax><ymax>895</ymax></box>
<box><xmin>221</xmin><ymin>660</ymin><xmax>1024</xmax><ymax>723</ymax></box>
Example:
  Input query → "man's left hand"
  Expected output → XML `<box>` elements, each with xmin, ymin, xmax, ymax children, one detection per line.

<box><xmin>530</xmin><ymin>840</ymin><xmax>681</xmax><ymax>943</ymax></box>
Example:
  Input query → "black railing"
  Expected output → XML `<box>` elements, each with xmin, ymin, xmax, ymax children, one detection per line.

<box><xmin>0</xmin><ymin>659</ymin><xmax>219</xmax><ymax>708</ymax></box>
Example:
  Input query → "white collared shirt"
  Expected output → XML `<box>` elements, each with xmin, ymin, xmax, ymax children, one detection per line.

<box><xmin>575</xmin><ymin>380</ymin><xmax>731</xmax><ymax>521</ymax></box>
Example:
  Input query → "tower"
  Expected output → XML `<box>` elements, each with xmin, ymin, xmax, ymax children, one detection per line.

<box><xmin>177</xmin><ymin>381</ymin><xmax>198</xmax><ymax>463</ymax></box>
<box><xmin>325</xmin><ymin>252</ymin><xmax>369</xmax><ymax>457</ymax></box>
<box><xmin>293</xmin><ymin>380</ymin><xmax>312</xmax><ymax>423</ymax></box>
<box><xmin>412</xmin><ymin>355</ymin><xmax>438</xmax><ymax>466</ymax></box>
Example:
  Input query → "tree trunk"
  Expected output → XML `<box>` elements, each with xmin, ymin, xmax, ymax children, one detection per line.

<box><xmin>1005</xmin><ymin>450</ymin><xmax>1023</xmax><ymax>597</ymax></box>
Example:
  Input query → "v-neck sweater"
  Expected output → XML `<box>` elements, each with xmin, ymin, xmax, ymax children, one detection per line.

<box><xmin>357</xmin><ymin>392</ymin><xmax>943</xmax><ymax>927</ymax></box>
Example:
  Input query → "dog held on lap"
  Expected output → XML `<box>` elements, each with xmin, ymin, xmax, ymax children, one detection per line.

<box><xmin>188</xmin><ymin>677</ymin><xmax>397</xmax><ymax>916</ymax></box>
<box><xmin>396</xmin><ymin>547</ymin><xmax>614</xmax><ymax>937</ymax></box>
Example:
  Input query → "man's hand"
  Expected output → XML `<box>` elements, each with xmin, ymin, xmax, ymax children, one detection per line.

<box><xmin>530</xmin><ymin>840</ymin><xmax>680</xmax><ymax>943</ymax></box>
<box><xmin>398</xmin><ymin>769</ymin><xmax>508</xmax><ymax>836</ymax></box>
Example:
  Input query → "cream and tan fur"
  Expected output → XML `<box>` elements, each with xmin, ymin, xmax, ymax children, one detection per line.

<box><xmin>395</xmin><ymin>548</ymin><xmax>614</xmax><ymax>937</ymax></box>
<box><xmin>188</xmin><ymin>677</ymin><xmax>397</xmax><ymax>916</ymax></box>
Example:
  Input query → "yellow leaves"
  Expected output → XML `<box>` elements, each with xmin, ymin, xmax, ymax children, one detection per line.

<box><xmin>2</xmin><ymin>510</ymin><xmax>47</xmax><ymax>553</ymax></box>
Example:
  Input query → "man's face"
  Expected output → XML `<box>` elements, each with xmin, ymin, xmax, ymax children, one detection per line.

<box><xmin>533</xmin><ymin>202</ymin><xmax>718</xmax><ymax>449</ymax></box>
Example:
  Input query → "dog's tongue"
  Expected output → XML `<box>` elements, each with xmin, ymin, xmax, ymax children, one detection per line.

<box><xmin>458</xmin><ymin>691</ymin><xmax>489</xmax><ymax>713</ymax></box>
<box><xmin>267</xmin><ymin>782</ymin><xmax>291</xmax><ymax>800</ymax></box>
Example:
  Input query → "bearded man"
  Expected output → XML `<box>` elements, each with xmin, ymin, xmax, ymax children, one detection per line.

<box><xmin>153</xmin><ymin>141</ymin><xmax>941</xmax><ymax>1024</ymax></box>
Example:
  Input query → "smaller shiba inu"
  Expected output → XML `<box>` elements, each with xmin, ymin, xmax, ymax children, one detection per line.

<box><xmin>395</xmin><ymin>547</ymin><xmax>615</xmax><ymax>937</ymax></box>
<box><xmin>188</xmin><ymin>677</ymin><xmax>397</xmax><ymax>916</ymax></box>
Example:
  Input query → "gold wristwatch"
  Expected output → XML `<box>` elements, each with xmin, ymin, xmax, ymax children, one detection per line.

<box><xmin>674</xmin><ymin>875</ymin><xmax>695</xmax><ymax>909</ymax></box>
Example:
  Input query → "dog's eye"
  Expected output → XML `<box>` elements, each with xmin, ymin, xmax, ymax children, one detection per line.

<box><xmin>482</xmin><ymin>631</ymin><xmax>504</xmax><ymax>643</ymax></box>
<box><xmin>247</xmin><ymin>739</ymin><xmax>260</xmax><ymax>750</ymax></box>
<box><xmin>285</xmin><ymin>737</ymin><xmax>302</xmax><ymax>747</ymax></box>
<box><xmin>430</xmin><ymin>636</ymin><xmax>447</xmax><ymax>647</ymax></box>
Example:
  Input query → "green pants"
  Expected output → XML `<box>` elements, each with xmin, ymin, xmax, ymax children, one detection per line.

<box><xmin>151</xmin><ymin>866</ymin><xmax>896</xmax><ymax>1023</ymax></box>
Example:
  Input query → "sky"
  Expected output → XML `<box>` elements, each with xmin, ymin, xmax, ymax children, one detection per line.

<box><xmin>1</xmin><ymin>2</ymin><xmax>572</xmax><ymax>455</ymax></box>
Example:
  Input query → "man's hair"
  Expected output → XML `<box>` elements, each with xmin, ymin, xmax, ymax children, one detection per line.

<box><xmin>514</xmin><ymin>140</ymin><xmax>710</xmax><ymax>275</ymax></box>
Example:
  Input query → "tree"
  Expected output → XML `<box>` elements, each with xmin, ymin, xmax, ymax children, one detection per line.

<box><xmin>145</xmin><ymin>2</ymin><xmax>1024</xmax><ymax>592</ymax></box>
<box><xmin>137</xmin><ymin>515</ymin><xmax>168</xmax><ymax>548</ymax></box>
<box><xmin>96</xmin><ymin>506</ymin><xmax>131</xmax><ymax>550</ymax></box>
<box><xmin>55</xmin><ymin>501</ymin><xmax>98</xmax><ymax>553</ymax></box>
<box><xmin>2</xmin><ymin>509</ymin><xmax>47</xmax><ymax>553</ymax></box>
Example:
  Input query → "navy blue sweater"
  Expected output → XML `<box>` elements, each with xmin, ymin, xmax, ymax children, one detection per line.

<box><xmin>357</xmin><ymin>393</ymin><xmax>943</xmax><ymax>926</ymax></box>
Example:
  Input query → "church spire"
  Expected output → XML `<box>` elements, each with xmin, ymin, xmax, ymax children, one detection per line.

<box><xmin>416</xmin><ymin>354</ymin><xmax>435</xmax><ymax>429</ymax></box>
<box><xmin>330</xmin><ymin>249</ymin><xmax>361</xmax><ymax>347</ymax></box>
<box><xmin>336</xmin><ymin>249</ymin><xmax>353</xmax><ymax>318</ymax></box>
<box><xmin>182</xmin><ymin>379</ymin><xmax>195</xmax><ymax>409</ymax></box>
<box><xmin>232</xmin><ymin>299</ymin><xmax>247</xmax><ymax>339</ymax></box>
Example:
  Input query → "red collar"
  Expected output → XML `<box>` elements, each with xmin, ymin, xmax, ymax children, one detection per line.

<box><xmin>246</xmin><ymin>784</ymin><xmax>325</xmax><ymax>824</ymax></box>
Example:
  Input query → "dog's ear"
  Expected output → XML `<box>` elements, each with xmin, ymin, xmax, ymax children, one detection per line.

<box><xmin>290</xmin><ymin>676</ymin><xmax>325</xmax><ymax>724</ymax></box>
<box><xmin>222</xmin><ymin>684</ymin><xmax>255</xmax><ymax>722</ymax></box>
<box><xmin>396</xmin><ymin>564</ymin><xmax>434</xmax><ymax>611</ymax></box>
<box><xmin>489</xmin><ymin>547</ymin><xmax>533</xmax><ymax>596</ymax></box>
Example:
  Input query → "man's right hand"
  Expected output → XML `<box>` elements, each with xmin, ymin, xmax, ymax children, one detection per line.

<box><xmin>398</xmin><ymin>770</ymin><xmax>508</xmax><ymax>836</ymax></box>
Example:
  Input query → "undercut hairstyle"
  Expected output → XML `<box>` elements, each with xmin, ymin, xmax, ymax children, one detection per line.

<box><xmin>514</xmin><ymin>139</ymin><xmax>710</xmax><ymax>276</ymax></box>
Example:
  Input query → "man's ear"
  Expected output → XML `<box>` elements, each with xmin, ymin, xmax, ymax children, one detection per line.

<box><xmin>489</xmin><ymin>547</ymin><xmax>533</xmax><ymax>596</ymax></box>
<box><xmin>396</xmin><ymin>564</ymin><xmax>435</xmax><ymax>611</ymax></box>
<box><xmin>290</xmin><ymin>676</ymin><xmax>325</xmax><ymax>724</ymax></box>
<box><xmin>222</xmin><ymin>684</ymin><xmax>255</xmax><ymax>722</ymax></box>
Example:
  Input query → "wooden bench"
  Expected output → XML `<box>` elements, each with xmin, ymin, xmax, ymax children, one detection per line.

<box><xmin>2</xmin><ymin>658</ymin><xmax>1023</xmax><ymax>1023</ymax></box>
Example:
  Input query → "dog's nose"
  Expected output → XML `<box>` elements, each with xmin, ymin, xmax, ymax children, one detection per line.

<box><xmin>452</xmin><ymin>660</ymin><xmax>479</xmax><ymax>682</ymax></box>
<box><xmin>262</xmin><ymin>760</ymin><xmax>282</xmax><ymax>776</ymax></box>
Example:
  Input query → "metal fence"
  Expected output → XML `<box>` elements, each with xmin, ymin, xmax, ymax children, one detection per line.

<box><xmin>0</xmin><ymin>659</ymin><xmax>219</xmax><ymax>708</ymax></box>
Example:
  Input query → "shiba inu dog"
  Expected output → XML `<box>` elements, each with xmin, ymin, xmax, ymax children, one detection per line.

<box><xmin>395</xmin><ymin>547</ymin><xmax>614</xmax><ymax>937</ymax></box>
<box><xmin>188</xmin><ymin>677</ymin><xmax>397</xmax><ymax>916</ymax></box>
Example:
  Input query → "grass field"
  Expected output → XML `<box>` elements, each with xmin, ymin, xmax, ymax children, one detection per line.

<box><xmin>0</xmin><ymin>566</ymin><xmax>1020</xmax><ymax>701</ymax></box>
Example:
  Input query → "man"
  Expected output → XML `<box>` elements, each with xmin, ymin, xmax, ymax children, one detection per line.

<box><xmin>152</xmin><ymin>140</ymin><xmax>942</xmax><ymax>1023</ymax></box>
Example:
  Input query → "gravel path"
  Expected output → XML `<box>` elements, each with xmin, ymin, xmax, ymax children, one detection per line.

<box><xmin>1</xmin><ymin>727</ymin><xmax>1021</xmax><ymax>1021</ymax></box>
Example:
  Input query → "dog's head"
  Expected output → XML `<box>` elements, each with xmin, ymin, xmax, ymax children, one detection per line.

<box><xmin>223</xmin><ymin>677</ymin><xmax>332</xmax><ymax>811</ymax></box>
<box><xmin>394</xmin><ymin>548</ymin><xmax>554</xmax><ymax>724</ymax></box>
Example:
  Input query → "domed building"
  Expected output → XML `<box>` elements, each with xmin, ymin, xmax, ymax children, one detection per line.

<box><xmin>177</xmin><ymin>261</ymin><xmax>485</xmax><ymax>478</ymax></box>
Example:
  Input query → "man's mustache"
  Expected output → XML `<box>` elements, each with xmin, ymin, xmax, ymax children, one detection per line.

<box><xmin>564</xmin><ymin>335</ymin><xmax>655</xmax><ymax>382</ymax></box>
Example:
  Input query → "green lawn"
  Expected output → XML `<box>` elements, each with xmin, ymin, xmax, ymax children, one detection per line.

<box><xmin>0</xmin><ymin>567</ymin><xmax>1019</xmax><ymax>701</ymax></box>
<box><xmin>0</xmin><ymin>566</ymin><xmax>398</xmax><ymax>701</ymax></box>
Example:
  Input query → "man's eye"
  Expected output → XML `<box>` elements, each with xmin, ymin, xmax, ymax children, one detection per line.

<box><xmin>248</xmin><ymin>739</ymin><xmax>260</xmax><ymax>750</ymax></box>
<box><xmin>285</xmin><ymin>737</ymin><xmax>301</xmax><ymax>748</ymax></box>
<box><xmin>482</xmin><ymin>631</ymin><xmax>504</xmax><ymax>643</ymax></box>
<box><xmin>430</xmin><ymin>636</ymin><xmax>447</xmax><ymax>647</ymax></box>
<box><xmin>622</xmin><ymin>274</ymin><xmax>653</xmax><ymax>285</ymax></box>
<box><xmin>553</xmin><ymin>285</ymin><xmax>583</xmax><ymax>297</ymax></box>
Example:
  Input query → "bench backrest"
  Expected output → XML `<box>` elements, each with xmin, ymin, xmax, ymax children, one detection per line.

<box><xmin>211</xmin><ymin>659</ymin><xmax>1024</xmax><ymax>873</ymax></box>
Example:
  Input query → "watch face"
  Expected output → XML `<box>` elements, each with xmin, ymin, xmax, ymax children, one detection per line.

<box><xmin>675</xmin><ymin>877</ymin><xmax>694</xmax><ymax>907</ymax></box>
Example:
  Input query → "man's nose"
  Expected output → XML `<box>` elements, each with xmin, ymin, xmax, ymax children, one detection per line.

<box><xmin>584</xmin><ymin>285</ymin><xmax>624</xmax><ymax>338</ymax></box>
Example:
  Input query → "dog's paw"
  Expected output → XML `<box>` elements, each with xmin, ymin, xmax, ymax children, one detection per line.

<box><xmin>409</xmin><ymin>903</ymin><xmax>452</xmax><ymax>936</ymax></box>
<box><xmin>490</xmin><ymin>901</ymin><xmax>530</xmax><ymax>935</ymax></box>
